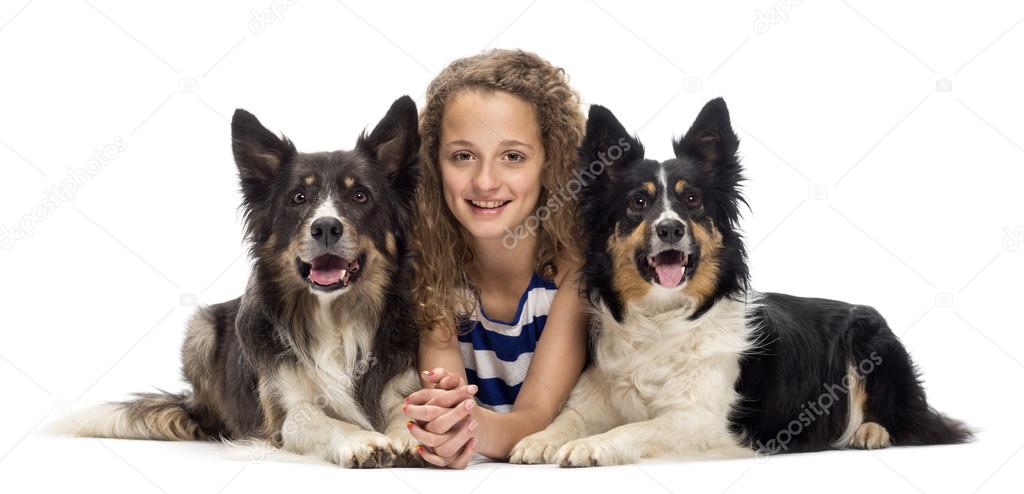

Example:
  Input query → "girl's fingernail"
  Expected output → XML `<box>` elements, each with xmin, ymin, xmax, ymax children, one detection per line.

<box><xmin>468</xmin><ymin>420</ymin><xmax>478</xmax><ymax>431</ymax></box>
<box><xmin>406</xmin><ymin>420</ymin><xmax>414</xmax><ymax>429</ymax></box>
<box><xmin>468</xmin><ymin>385</ymin><xmax>478</xmax><ymax>394</ymax></box>
<box><xmin>464</xmin><ymin>400</ymin><xmax>475</xmax><ymax>410</ymax></box>
<box><xmin>421</xmin><ymin>370</ymin><xmax>432</xmax><ymax>376</ymax></box>
<box><xmin>416</xmin><ymin>445</ymin><xmax>425</xmax><ymax>454</ymax></box>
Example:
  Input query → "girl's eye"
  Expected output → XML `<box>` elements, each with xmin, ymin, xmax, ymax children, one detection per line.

<box><xmin>685</xmin><ymin>191</ymin><xmax>702</xmax><ymax>209</ymax></box>
<box><xmin>504</xmin><ymin>151</ymin><xmax>525</xmax><ymax>162</ymax></box>
<box><xmin>353</xmin><ymin>189</ymin><xmax>369</xmax><ymax>204</ymax></box>
<box><xmin>291</xmin><ymin>192</ymin><xmax>306</xmax><ymax>204</ymax></box>
<box><xmin>453</xmin><ymin>151</ymin><xmax>474</xmax><ymax>161</ymax></box>
<box><xmin>630</xmin><ymin>196</ymin><xmax>648</xmax><ymax>211</ymax></box>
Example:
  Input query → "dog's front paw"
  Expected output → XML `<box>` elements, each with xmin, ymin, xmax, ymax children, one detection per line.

<box><xmin>387</xmin><ymin>428</ymin><xmax>425</xmax><ymax>468</ymax></box>
<box><xmin>553</xmin><ymin>436</ymin><xmax>634</xmax><ymax>468</ymax></box>
<box><xmin>332</xmin><ymin>431</ymin><xmax>395</xmax><ymax>468</ymax></box>
<box><xmin>509</xmin><ymin>430</ymin><xmax>573</xmax><ymax>464</ymax></box>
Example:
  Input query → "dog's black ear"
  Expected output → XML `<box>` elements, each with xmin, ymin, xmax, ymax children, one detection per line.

<box><xmin>232</xmin><ymin>110</ymin><xmax>295</xmax><ymax>242</ymax></box>
<box><xmin>673</xmin><ymin>98</ymin><xmax>738</xmax><ymax>164</ymax></box>
<box><xmin>357</xmin><ymin>95</ymin><xmax>420</xmax><ymax>180</ymax></box>
<box><xmin>580</xmin><ymin>105</ymin><xmax>643</xmax><ymax>176</ymax></box>
<box><xmin>231</xmin><ymin>109</ymin><xmax>296</xmax><ymax>187</ymax></box>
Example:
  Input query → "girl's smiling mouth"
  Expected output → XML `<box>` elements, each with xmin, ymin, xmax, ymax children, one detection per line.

<box><xmin>466</xmin><ymin>199</ymin><xmax>512</xmax><ymax>215</ymax></box>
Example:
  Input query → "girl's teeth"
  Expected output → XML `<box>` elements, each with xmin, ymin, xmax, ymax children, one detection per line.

<box><xmin>471</xmin><ymin>200</ymin><xmax>507</xmax><ymax>209</ymax></box>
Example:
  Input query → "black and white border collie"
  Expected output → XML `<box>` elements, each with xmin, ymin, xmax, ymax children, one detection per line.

<box><xmin>59</xmin><ymin>96</ymin><xmax>424</xmax><ymax>468</ymax></box>
<box><xmin>510</xmin><ymin>98</ymin><xmax>972</xmax><ymax>467</ymax></box>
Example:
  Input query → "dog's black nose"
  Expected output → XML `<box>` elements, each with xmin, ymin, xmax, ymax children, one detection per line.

<box><xmin>656</xmin><ymin>219</ymin><xmax>685</xmax><ymax>244</ymax></box>
<box><xmin>311</xmin><ymin>217</ymin><xmax>343</xmax><ymax>246</ymax></box>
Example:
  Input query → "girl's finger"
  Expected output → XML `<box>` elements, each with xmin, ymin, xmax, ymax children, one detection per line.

<box><xmin>424</xmin><ymin>398</ymin><xmax>475</xmax><ymax>435</ymax></box>
<box><xmin>402</xmin><ymin>402</ymin><xmax>453</xmax><ymax>423</ymax></box>
<box><xmin>406</xmin><ymin>420</ymin><xmax>450</xmax><ymax>448</ymax></box>
<box><xmin>436</xmin><ymin>373</ymin><xmax>464</xmax><ymax>390</ymax></box>
<box><xmin>434</xmin><ymin>417</ymin><xmax>477</xmax><ymax>458</ymax></box>
<box><xmin>448</xmin><ymin>438</ymin><xmax>477</xmax><ymax>470</ymax></box>
<box><xmin>416</xmin><ymin>444</ymin><xmax>452</xmax><ymax>467</ymax></box>
<box><xmin>421</xmin><ymin>368</ymin><xmax>452</xmax><ymax>386</ymax></box>
<box><xmin>424</xmin><ymin>385</ymin><xmax>478</xmax><ymax>407</ymax></box>
<box><xmin>404</xmin><ymin>387</ymin><xmax>445</xmax><ymax>406</ymax></box>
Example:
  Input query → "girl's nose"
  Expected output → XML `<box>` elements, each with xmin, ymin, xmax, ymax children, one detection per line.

<box><xmin>471</xmin><ymin>160</ymin><xmax>500</xmax><ymax>193</ymax></box>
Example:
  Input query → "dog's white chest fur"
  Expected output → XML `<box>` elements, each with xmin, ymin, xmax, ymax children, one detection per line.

<box><xmin>594</xmin><ymin>297</ymin><xmax>756</xmax><ymax>428</ymax></box>
<box><xmin>277</xmin><ymin>302</ymin><xmax>375</xmax><ymax>430</ymax></box>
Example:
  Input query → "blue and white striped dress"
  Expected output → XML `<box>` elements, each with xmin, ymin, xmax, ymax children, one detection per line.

<box><xmin>458</xmin><ymin>273</ymin><xmax>558</xmax><ymax>413</ymax></box>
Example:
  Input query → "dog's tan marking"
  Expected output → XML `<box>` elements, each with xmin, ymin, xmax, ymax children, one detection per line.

<box><xmin>607</xmin><ymin>221</ymin><xmax>651</xmax><ymax>304</ymax></box>
<box><xmin>675</xmin><ymin>180</ymin><xmax>686</xmax><ymax>195</ymax></box>
<box><xmin>304</xmin><ymin>175</ymin><xmax>316</xmax><ymax>186</ymax></box>
<box><xmin>681</xmin><ymin>219</ymin><xmax>722</xmax><ymax>304</ymax></box>
<box><xmin>385</xmin><ymin>232</ymin><xmax>397</xmax><ymax>258</ymax></box>
<box><xmin>344</xmin><ymin>176</ymin><xmax>355</xmax><ymax>188</ymax></box>
<box><xmin>643</xmin><ymin>181</ymin><xmax>655</xmax><ymax>195</ymax></box>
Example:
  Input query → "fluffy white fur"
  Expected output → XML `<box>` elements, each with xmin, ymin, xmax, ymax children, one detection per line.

<box><xmin>510</xmin><ymin>295</ymin><xmax>759</xmax><ymax>466</ymax></box>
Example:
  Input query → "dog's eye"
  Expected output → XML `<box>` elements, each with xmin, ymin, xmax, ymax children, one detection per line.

<box><xmin>291</xmin><ymin>192</ymin><xmax>306</xmax><ymax>204</ymax></box>
<box><xmin>685</xmin><ymin>191</ymin><xmax>702</xmax><ymax>209</ymax></box>
<box><xmin>353</xmin><ymin>190</ymin><xmax>369</xmax><ymax>204</ymax></box>
<box><xmin>630</xmin><ymin>196</ymin><xmax>648</xmax><ymax>211</ymax></box>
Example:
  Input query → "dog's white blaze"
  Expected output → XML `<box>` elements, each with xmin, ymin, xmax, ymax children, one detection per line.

<box><xmin>313</xmin><ymin>200</ymin><xmax>340</xmax><ymax>221</ymax></box>
<box><xmin>656</xmin><ymin>163</ymin><xmax>683</xmax><ymax>223</ymax></box>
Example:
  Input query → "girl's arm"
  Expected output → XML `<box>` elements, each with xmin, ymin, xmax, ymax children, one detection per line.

<box><xmin>407</xmin><ymin>256</ymin><xmax>588</xmax><ymax>462</ymax></box>
<box><xmin>418</xmin><ymin>323</ymin><xmax>469</xmax><ymax>389</ymax></box>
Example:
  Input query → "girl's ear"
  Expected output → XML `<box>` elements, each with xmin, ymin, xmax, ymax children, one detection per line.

<box><xmin>673</xmin><ymin>97</ymin><xmax>738</xmax><ymax>165</ymax></box>
<box><xmin>579</xmin><ymin>105</ymin><xmax>643</xmax><ymax>177</ymax></box>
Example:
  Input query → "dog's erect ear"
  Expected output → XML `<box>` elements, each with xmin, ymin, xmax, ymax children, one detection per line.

<box><xmin>673</xmin><ymin>98</ymin><xmax>738</xmax><ymax>164</ymax></box>
<box><xmin>357</xmin><ymin>95</ymin><xmax>420</xmax><ymax>180</ymax></box>
<box><xmin>232</xmin><ymin>110</ymin><xmax>295</xmax><ymax>243</ymax></box>
<box><xmin>580</xmin><ymin>105</ymin><xmax>643</xmax><ymax>175</ymax></box>
<box><xmin>231</xmin><ymin>109</ymin><xmax>296</xmax><ymax>187</ymax></box>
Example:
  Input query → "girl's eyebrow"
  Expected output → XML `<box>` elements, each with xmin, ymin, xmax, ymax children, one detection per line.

<box><xmin>444</xmin><ymin>139</ymin><xmax>535</xmax><ymax>151</ymax></box>
<box><xmin>500</xmin><ymin>139</ymin><xmax>534</xmax><ymax>150</ymax></box>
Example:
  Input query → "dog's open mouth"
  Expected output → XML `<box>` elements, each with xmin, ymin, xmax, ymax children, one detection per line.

<box><xmin>645</xmin><ymin>250</ymin><xmax>693</xmax><ymax>288</ymax></box>
<box><xmin>296</xmin><ymin>254</ymin><xmax>362</xmax><ymax>291</ymax></box>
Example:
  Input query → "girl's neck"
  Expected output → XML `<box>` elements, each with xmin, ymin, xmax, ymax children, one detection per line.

<box><xmin>468</xmin><ymin>233</ymin><xmax>537</xmax><ymax>289</ymax></box>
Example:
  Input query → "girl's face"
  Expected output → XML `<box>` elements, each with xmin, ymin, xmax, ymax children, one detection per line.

<box><xmin>439</xmin><ymin>90</ymin><xmax>545</xmax><ymax>244</ymax></box>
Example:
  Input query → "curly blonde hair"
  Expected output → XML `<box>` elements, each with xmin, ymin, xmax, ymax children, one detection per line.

<box><xmin>412</xmin><ymin>49</ymin><xmax>586</xmax><ymax>338</ymax></box>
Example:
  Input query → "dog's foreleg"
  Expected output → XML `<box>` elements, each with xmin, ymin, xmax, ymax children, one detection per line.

<box><xmin>275</xmin><ymin>367</ymin><xmax>393</xmax><ymax>468</ymax></box>
<box><xmin>379</xmin><ymin>369</ymin><xmax>424</xmax><ymax>467</ymax></box>
<box><xmin>509</xmin><ymin>369</ymin><xmax>621</xmax><ymax>464</ymax></box>
<box><xmin>553</xmin><ymin>407</ymin><xmax>744</xmax><ymax>467</ymax></box>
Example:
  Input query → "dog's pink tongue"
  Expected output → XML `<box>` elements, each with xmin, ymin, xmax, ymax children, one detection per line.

<box><xmin>309</xmin><ymin>255</ymin><xmax>346</xmax><ymax>286</ymax></box>
<box><xmin>655</xmin><ymin>262</ymin><xmax>684</xmax><ymax>288</ymax></box>
<box><xmin>310</xmin><ymin>268</ymin><xmax>342</xmax><ymax>286</ymax></box>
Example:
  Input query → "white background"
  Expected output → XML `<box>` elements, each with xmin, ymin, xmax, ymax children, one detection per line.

<box><xmin>1</xmin><ymin>1</ymin><xmax>1022</xmax><ymax>492</ymax></box>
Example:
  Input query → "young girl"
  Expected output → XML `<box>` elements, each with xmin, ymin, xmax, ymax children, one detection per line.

<box><xmin>402</xmin><ymin>49</ymin><xmax>588</xmax><ymax>468</ymax></box>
